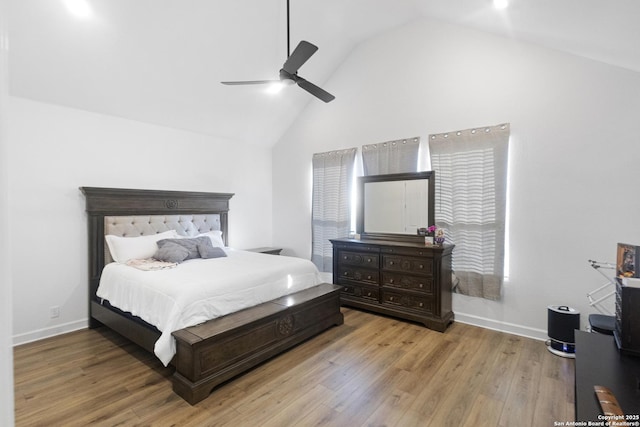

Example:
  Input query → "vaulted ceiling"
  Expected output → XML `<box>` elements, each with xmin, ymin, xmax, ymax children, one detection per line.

<box><xmin>8</xmin><ymin>0</ymin><xmax>640</xmax><ymax>147</ymax></box>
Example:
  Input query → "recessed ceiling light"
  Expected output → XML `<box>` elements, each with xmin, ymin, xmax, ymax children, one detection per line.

<box><xmin>63</xmin><ymin>0</ymin><xmax>92</xmax><ymax>19</ymax></box>
<box><xmin>493</xmin><ymin>0</ymin><xmax>509</xmax><ymax>9</ymax></box>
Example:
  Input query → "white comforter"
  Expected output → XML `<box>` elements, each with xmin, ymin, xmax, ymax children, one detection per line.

<box><xmin>96</xmin><ymin>249</ymin><xmax>322</xmax><ymax>366</ymax></box>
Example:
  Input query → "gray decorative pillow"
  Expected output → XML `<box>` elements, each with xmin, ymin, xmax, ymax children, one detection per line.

<box><xmin>153</xmin><ymin>242</ymin><xmax>190</xmax><ymax>263</ymax></box>
<box><xmin>198</xmin><ymin>243</ymin><xmax>227</xmax><ymax>259</ymax></box>
<box><xmin>157</xmin><ymin>237</ymin><xmax>210</xmax><ymax>260</ymax></box>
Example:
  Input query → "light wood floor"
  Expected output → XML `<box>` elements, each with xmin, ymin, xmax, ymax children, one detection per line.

<box><xmin>14</xmin><ymin>308</ymin><xmax>575</xmax><ymax>426</ymax></box>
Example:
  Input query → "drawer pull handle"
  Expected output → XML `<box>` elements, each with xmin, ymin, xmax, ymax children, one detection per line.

<box><xmin>390</xmin><ymin>261</ymin><xmax>394</xmax><ymax>265</ymax></box>
<box><xmin>419</xmin><ymin>302</ymin><xmax>423</xmax><ymax>307</ymax></box>
<box><xmin>419</xmin><ymin>283</ymin><xmax>423</xmax><ymax>288</ymax></box>
<box><xmin>367</xmin><ymin>275</ymin><xmax>372</xmax><ymax>280</ymax></box>
<box><xmin>344</xmin><ymin>272</ymin><xmax>348</xmax><ymax>276</ymax></box>
<box><xmin>366</xmin><ymin>292</ymin><xmax>371</xmax><ymax>297</ymax></box>
<box><xmin>344</xmin><ymin>256</ymin><xmax>348</xmax><ymax>260</ymax></box>
<box><xmin>367</xmin><ymin>258</ymin><xmax>372</xmax><ymax>262</ymax></box>
<box><xmin>390</xmin><ymin>297</ymin><xmax>394</xmax><ymax>301</ymax></box>
<box><xmin>419</xmin><ymin>264</ymin><xmax>424</xmax><ymax>269</ymax></box>
<box><xmin>389</xmin><ymin>279</ymin><xmax>394</xmax><ymax>284</ymax></box>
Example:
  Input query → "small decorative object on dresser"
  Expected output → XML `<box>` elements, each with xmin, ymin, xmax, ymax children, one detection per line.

<box><xmin>331</xmin><ymin>238</ymin><xmax>454</xmax><ymax>331</ymax></box>
<box><xmin>419</xmin><ymin>225</ymin><xmax>437</xmax><ymax>245</ymax></box>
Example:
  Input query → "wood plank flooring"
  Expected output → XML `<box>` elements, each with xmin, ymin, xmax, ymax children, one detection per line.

<box><xmin>14</xmin><ymin>308</ymin><xmax>575</xmax><ymax>426</ymax></box>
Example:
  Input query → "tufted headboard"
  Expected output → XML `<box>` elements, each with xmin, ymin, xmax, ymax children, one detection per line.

<box><xmin>81</xmin><ymin>187</ymin><xmax>234</xmax><ymax>302</ymax></box>
<box><xmin>103</xmin><ymin>214</ymin><xmax>223</xmax><ymax>264</ymax></box>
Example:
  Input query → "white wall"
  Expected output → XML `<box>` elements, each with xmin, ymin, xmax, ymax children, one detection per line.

<box><xmin>273</xmin><ymin>18</ymin><xmax>640</xmax><ymax>338</ymax></box>
<box><xmin>0</xmin><ymin>0</ymin><xmax>15</xmax><ymax>423</ymax></box>
<box><xmin>8</xmin><ymin>97</ymin><xmax>274</xmax><ymax>344</ymax></box>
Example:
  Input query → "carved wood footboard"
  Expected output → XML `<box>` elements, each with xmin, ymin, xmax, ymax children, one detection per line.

<box><xmin>172</xmin><ymin>283</ymin><xmax>343</xmax><ymax>404</ymax></box>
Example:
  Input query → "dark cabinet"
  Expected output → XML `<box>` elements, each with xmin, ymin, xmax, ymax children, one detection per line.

<box><xmin>331</xmin><ymin>238</ymin><xmax>454</xmax><ymax>332</ymax></box>
<box><xmin>614</xmin><ymin>278</ymin><xmax>640</xmax><ymax>356</ymax></box>
<box><xmin>575</xmin><ymin>331</ymin><xmax>640</xmax><ymax>420</ymax></box>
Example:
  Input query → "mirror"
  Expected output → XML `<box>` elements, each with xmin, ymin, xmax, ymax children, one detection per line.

<box><xmin>357</xmin><ymin>171</ymin><xmax>435</xmax><ymax>242</ymax></box>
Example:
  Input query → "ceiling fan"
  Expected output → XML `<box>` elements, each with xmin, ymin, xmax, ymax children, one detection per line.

<box><xmin>221</xmin><ymin>0</ymin><xmax>335</xmax><ymax>103</ymax></box>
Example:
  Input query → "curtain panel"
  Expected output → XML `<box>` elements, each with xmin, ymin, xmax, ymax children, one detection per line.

<box><xmin>362</xmin><ymin>137</ymin><xmax>420</xmax><ymax>175</ymax></box>
<box><xmin>429</xmin><ymin>124</ymin><xmax>510</xmax><ymax>300</ymax></box>
<box><xmin>311</xmin><ymin>148</ymin><xmax>357</xmax><ymax>273</ymax></box>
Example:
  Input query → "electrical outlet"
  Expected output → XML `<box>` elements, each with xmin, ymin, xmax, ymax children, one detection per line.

<box><xmin>50</xmin><ymin>306</ymin><xmax>60</xmax><ymax>319</ymax></box>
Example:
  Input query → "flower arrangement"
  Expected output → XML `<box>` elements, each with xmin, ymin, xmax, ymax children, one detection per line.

<box><xmin>419</xmin><ymin>226</ymin><xmax>443</xmax><ymax>245</ymax></box>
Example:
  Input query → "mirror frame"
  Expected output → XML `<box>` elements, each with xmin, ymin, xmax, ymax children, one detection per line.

<box><xmin>357</xmin><ymin>171</ymin><xmax>435</xmax><ymax>243</ymax></box>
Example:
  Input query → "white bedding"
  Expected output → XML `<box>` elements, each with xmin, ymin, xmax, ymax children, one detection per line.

<box><xmin>96</xmin><ymin>249</ymin><xmax>322</xmax><ymax>366</ymax></box>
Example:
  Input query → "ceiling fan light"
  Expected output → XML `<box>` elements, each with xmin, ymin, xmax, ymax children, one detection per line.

<box><xmin>266</xmin><ymin>81</ymin><xmax>287</xmax><ymax>94</ymax></box>
<box><xmin>267</xmin><ymin>78</ymin><xmax>296</xmax><ymax>94</ymax></box>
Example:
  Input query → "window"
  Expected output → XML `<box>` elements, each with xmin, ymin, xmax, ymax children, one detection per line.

<box><xmin>362</xmin><ymin>137</ymin><xmax>420</xmax><ymax>176</ymax></box>
<box><xmin>311</xmin><ymin>148</ymin><xmax>357</xmax><ymax>273</ymax></box>
<box><xmin>429</xmin><ymin>124</ymin><xmax>510</xmax><ymax>300</ymax></box>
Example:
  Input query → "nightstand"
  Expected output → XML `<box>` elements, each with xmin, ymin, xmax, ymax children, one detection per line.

<box><xmin>246</xmin><ymin>247</ymin><xmax>283</xmax><ymax>255</ymax></box>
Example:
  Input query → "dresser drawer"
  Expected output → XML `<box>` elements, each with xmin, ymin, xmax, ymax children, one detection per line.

<box><xmin>382</xmin><ymin>255</ymin><xmax>434</xmax><ymax>275</ymax></box>
<box><xmin>381</xmin><ymin>290</ymin><xmax>434</xmax><ymax>314</ymax></box>
<box><xmin>339</xmin><ymin>282</ymin><xmax>380</xmax><ymax>301</ymax></box>
<box><xmin>337</xmin><ymin>266</ymin><xmax>379</xmax><ymax>285</ymax></box>
<box><xmin>382</xmin><ymin>272</ymin><xmax>434</xmax><ymax>294</ymax></box>
<box><xmin>381</xmin><ymin>246</ymin><xmax>435</xmax><ymax>258</ymax></box>
<box><xmin>338</xmin><ymin>250</ymin><xmax>379</xmax><ymax>267</ymax></box>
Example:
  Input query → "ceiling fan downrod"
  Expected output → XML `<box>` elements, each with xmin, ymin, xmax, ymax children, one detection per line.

<box><xmin>220</xmin><ymin>0</ymin><xmax>335</xmax><ymax>102</ymax></box>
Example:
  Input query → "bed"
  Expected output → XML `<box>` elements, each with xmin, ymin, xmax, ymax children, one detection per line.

<box><xmin>81</xmin><ymin>187</ymin><xmax>344</xmax><ymax>404</ymax></box>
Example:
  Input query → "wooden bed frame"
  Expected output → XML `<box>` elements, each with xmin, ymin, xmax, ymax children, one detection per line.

<box><xmin>81</xmin><ymin>187</ymin><xmax>344</xmax><ymax>404</ymax></box>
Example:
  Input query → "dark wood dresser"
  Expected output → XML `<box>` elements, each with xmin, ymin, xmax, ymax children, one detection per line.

<box><xmin>330</xmin><ymin>238</ymin><xmax>454</xmax><ymax>332</ymax></box>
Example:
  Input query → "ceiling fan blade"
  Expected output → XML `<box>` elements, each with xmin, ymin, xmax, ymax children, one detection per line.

<box><xmin>297</xmin><ymin>77</ymin><xmax>335</xmax><ymax>103</ymax></box>
<box><xmin>282</xmin><ymin>40</ymin><xmax>318</xmax><ymax>74</ymax></box>
<box><xmin>221</xmin><ymin>80</ymin><xmax>279</xmax><ymax>85</ymax></box>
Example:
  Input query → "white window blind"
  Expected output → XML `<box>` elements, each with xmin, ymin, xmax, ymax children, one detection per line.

<box><xmin>311</xmin><ymin>148</ymin><xmax>357</xmax><ymax>273</ymax></box>
<box><xmin>429</xmin><ymin>124</ymin><xmax>510</xmax><ymax>300</ymax></box>
<box><xmin>362</xmin><ymin>137</ymin><xmax>420</xmax><ymax>176</ymax></box>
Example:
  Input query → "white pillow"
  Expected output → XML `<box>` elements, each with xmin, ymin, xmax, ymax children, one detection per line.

<box><xmin>105</xmin><ymin>230</ymin><xmax>179</xmax><ymax>263</ymax></box>
<box><xmin>197</xmin><ymin>230</ymin><xmax>225</xmax><ymax>248</ymax></box>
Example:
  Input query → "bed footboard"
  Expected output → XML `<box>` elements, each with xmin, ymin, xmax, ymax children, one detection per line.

<box><xmin>172</xmin><ymin>283</ymin><xmax>344</xmax><ymax>405</ymax></box>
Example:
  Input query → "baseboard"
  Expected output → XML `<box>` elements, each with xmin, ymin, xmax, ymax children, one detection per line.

<box><xmin>454</xmin><ymin>312</ymin><xmax>548</xmax><ymax>342</ymax></box>
<box><xmin>13</xmin><ymin>313</ymin><xmax>549</xmax><ymax>346</ymax></box>
<box><xmin>13</xmin><ymin>319</ymin><xmax>88</xmax><ymax>346</ymax></box>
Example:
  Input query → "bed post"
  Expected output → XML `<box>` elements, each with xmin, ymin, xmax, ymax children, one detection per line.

<box><xmin>86</xmin><ymin>212</ymin><xmax>105</xmax><ymax>328</ymax></box>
